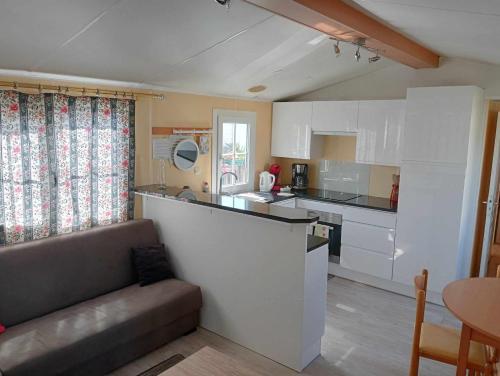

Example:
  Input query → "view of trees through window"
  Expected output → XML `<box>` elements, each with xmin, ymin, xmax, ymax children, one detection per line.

<box><xmin>221</xmin><ymin>122</ymin><xmax>249</xmax><ymax>187</ymax></box>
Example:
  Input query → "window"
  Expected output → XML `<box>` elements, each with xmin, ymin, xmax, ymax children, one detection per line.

<box><xmin>212</xmin><ymin>110</ymin><xmax>256</xmax><ymax>194</ymax></box>
<box><xmin>0</xmin><ymin>91</ymin><xmax>135</xmax><ymax>245</ymax></box>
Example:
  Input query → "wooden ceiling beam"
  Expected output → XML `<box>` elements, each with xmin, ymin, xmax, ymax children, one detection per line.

<box><xmin>243</xmin><ymin>0</ymin><xmax>439</xmax><ymax>69</ymax></box>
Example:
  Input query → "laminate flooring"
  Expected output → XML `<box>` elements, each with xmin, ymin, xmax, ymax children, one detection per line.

<box><xmin>110</xmin><ymin>277</ymin><xmax>459</xmax><ymax>376</ymax></box>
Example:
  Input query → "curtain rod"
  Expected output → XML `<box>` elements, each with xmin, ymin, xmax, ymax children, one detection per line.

<box><xmin>0</xmin><ymin>80</ymin><xmax>165</xmax><ymax>100</ymax></box>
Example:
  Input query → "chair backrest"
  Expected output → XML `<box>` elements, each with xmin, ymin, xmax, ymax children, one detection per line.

<box><xmin>411</xmin><ymin>269</ymin><xmax>429</xmax><ymax>359</ymax></box>
<box><xmin>414</xmin><ymin>268</ymin><xmax>428</xmax><ymax>294</ymax></box>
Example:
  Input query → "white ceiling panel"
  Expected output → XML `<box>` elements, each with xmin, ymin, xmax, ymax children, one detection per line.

<box><xmin>36</xmin><ymin>0</ymin><xmax>272</xmax><ymax>82</ymax></box>
<box><xmin>0</xmin><ymin>0</ymin><xmax>119</xmax><ymax>69</ymax></box>
<box><xmin>150</xmin><ymin>17</ymin><xmax>318</xmax><ymax>90</ymax></box>
<box><xmin>350</xmin><ymin>0</ymin><xmax>500</xmax><ymax>65</ymax></box>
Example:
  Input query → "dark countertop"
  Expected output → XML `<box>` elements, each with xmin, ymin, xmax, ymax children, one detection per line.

<box><xmin>292</xmin><ymin>188</ymin><xmax>397</xmax><ymax>213</ymax></box>
<box><xmin>342</xmin><ymin>194</ymin><xmax>398</xmax><ymax>212</ymax></box>
<box><xmin>307</xmin><ymin>235</ymin><xmax>329</xmax><ymax>253</ymax></box>
<box><xmin>135</xmin><ymin>185</ymin><xmax>319</xmax><ymax>224</ymax></box>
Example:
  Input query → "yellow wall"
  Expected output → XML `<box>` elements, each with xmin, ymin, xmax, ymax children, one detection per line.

<box><xmin>273</xmin><ymin>135</ymin><xmax>399</xmax><ymax>198</ymax></box>
<box><xmin>134</xmin><ymin>93</ymin><xmax>272</xmax><ymax>217</ymax></box>
<box><xmin>136</xmin><ymin>92</ymin><xmax>272</xmax><ymax>191</ymax></box>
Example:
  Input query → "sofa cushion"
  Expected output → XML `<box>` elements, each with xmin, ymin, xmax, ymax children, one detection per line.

<box><xmin>0</xmin><ymin>279</ymin><xmax>202</xmax><ymax>376</ymax></box>
<box><xmin>0</xmin><ymin>219</ymin><xmax>159</xmax><ymax>327</ymax></box>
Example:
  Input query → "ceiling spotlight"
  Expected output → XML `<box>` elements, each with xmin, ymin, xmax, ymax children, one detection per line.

<box><xmin>334</xmin><ymin>40</ymin><xmax>341</xmax><ymax>57</ymax></box>
<box><xmin>214</xmin><ymin>0</ymin><xmax>231</xmax><ymax>8</ymax></box>
<box><xmin>368</xmin><ymin>53</ymin><xmax>381</xmax><ymax>63</ymax></box>
<box><xmin>354</xmin><ymin>46</ymin><xmax>361</xmax><ymax>62</ymax></box>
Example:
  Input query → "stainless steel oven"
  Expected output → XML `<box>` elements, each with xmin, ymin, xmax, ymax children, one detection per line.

<box><xmin>308</xmin><ymin>210</ymin><xmax>342</xmax><ymax>264</ymax></box>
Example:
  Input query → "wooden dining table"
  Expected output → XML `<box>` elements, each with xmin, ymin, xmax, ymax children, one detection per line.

<box><xmin>443</xmin><ymin>278</ymin><xmax>500</xmax><ymax>376</ymax></box>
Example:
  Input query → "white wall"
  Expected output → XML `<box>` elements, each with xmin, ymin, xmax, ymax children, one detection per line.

<box><xmin>293</xmin><ymin>57</ymin><xmax>500</xmax><ymax>101</ymax></box>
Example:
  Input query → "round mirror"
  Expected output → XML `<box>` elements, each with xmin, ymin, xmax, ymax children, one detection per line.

<box><xmin>173</xmin><ymin>139</ymin><xmax>199</xmax><ymax>171</ymax></box>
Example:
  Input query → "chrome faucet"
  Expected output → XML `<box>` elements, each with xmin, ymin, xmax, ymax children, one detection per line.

<box><xmin>219</xmin><ymin>172</ymin><xmax>238</xmax><ymax>195</ymax></box>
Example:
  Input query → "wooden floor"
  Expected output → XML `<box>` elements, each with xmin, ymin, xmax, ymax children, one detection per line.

<box><xmin>110</xmin><ymin>277</ymin><xmax>459</xmax><ymax>376</ymax></box>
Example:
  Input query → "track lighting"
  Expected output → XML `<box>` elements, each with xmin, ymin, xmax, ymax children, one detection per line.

<box><xmin>214</xmin><ymin>0</ymin><xmax>231</xmax><ymax>8</ymax></box>
<box><xmin>330</xmin><ymin>36</ymin><xmax>382</xmax><ymax>64</ymax></box>
<box><xmin>368</xmin><ymin>53</ymin><xmax>380</xmax><ymax>63</ymax></box>
<box><xmin>334</xmin><ymin>40</ymin><xmax>341</xmax><ymax>57</ymax></box>
<box><xmin>354</xmin><ymin>46</ymin><xmax>361</xmax><ymax>62</ymax></box>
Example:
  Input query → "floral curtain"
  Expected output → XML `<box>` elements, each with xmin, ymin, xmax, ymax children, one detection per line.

<box><xmin>0</xmin><ymin>91</ymin><xmax>135</xmax><ymax>245</ymax></box>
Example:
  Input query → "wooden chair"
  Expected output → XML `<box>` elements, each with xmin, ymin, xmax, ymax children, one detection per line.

<box><xmin>487</xmin><ymin>248</ymin><xmax>500</xmax><ymax>277</ymax></box>
<box><xmin>485</xmin><ymin>266</ymin><xmax>500</xmax><ymax>373</ymax></box>
<box><xmin>409</xmin><ymin>269</ymin><xmax>492</xmax><ymax>376</ymax></box>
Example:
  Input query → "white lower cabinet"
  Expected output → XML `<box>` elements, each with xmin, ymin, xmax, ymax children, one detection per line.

<box><xmin>340</xmin><ymin>245</ymin><xmax>393</xmax><ymax>280</ymax></box>
<box><xmin>343</xmin><ymin>206</ymin><xmax>396</xmax><ymax>228</ymax></box>
<box><xmin>273</xmin><ymin>197</ymin><xmax>398</xmax><ymax>282</ymax></box>
<box><xmin>340</xmin><ymin>208</ymin><xmax>396</xmax><ymax>280</ymax></box>
<box><xmin>342</xmin><ymin>221</ymin><xmax>395</xmax><ymax>255</ymax></box>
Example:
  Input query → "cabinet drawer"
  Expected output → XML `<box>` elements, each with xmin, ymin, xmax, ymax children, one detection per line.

<box><xmin>343</xmin><ymin>206</ymin><xmax>396</xmax><ymax>228</ymax></box>
<box><xmin>295</xmin><ymin>199</ymin><xmax>344</xmax><ymax>215</ymax></box>
<box><xmin>340</xmin><ymin>245</ymin><xmax>393</xmax><ymax>280</ymax></box>
<box><xmin>271</xmin><ymin>198</ymin><xmax>296</xmax><ymax>208</ymax></box>
<box><xmin>342</xmin><ymin>221</ymin><xmax>395</xmax><ymax>255</ymax></box>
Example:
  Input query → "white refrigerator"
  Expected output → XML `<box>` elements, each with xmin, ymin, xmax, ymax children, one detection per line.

<box><xmin>393</xmin><ymin>86</ymin><xmax>485</xmax><ymax>295</ymax></box>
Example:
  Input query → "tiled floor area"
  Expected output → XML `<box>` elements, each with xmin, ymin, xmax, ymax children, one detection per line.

<box><xmin>111</xmin><ymin>277</ymin><xmax>459</xmax><ymax>376</ymax></box>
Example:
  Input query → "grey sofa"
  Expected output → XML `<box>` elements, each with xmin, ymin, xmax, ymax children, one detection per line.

<box><xmin>0</xmin><ymin>219</ymin><xmax>202</xmax><ymax>376</ymax></box>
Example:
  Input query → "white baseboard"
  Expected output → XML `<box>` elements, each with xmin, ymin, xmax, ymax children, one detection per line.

<box><xmin>328</xmin><ymin>262</ymin><xmax>443</xmax><ymax>305</ymax></box>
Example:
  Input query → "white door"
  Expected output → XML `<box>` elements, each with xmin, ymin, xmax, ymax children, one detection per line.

<box><xmin>480</xmin><ymin>116</ymin><xmax>500</xmax><ymax>276</ymax></box>
<box><xmin>271</xmin><ymin>102</ymin><xmax>313</xmax><ymax>159</ymax></box>
<box><xmin>212</xmin><ymin>110</ymin><xmax>256</xmax><ymax>194</ymax></box>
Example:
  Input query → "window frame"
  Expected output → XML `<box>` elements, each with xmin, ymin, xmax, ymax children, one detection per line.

<box><xmin>212</xmin><ymin>110</ymin><xmax>256</xmax><ymax>194</ymax></box>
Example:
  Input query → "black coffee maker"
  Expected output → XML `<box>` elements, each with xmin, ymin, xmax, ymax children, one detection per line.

<box><xmin>292</xmin><ymin>163</ymin><xmax>308</xmax><ymax>190</ymax></box>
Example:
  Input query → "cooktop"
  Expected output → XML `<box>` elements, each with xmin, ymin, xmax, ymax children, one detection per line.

<box><xmin>293</xmin><ymin>188</ymin><xmax>360</xmax><ymax>202</ymax></box>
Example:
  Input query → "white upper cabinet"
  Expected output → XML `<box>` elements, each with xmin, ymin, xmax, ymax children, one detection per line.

<box><xmin>403</xmin><ymin>87</ymin><xmax>479</xmax><ymax>164</ymax></box>
<box><xmin>271</xmin><ymin>102</ymin><xmax>322</xmax><ymax>160</ymax></box>
<box><xmin>311</xmin><ymin>101</ymin><xmax>359</xmax><ymax>133</ymax></box>
<box><xmin>356</xmin><ymin>100</ymin><xmax>406</xmax><ymax>166</ymax></box>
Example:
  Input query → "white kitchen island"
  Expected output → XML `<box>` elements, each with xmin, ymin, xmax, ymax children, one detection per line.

<box><xmin>136</xmin><ymin>185</ymin><xmax>328</xmax><ymax>372</ymax></box>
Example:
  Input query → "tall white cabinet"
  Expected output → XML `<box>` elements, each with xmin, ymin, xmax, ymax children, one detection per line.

<box><xmin>394</xmin><ymin>86</ymin><xmax>485</xmax><ymax>294</ymax></box>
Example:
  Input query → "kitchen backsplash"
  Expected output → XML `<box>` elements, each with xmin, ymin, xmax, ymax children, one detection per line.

<box><xmin>317</xmin><ymin>160</ymin><xmax>371</xmax><ymax>195</ymax></box>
